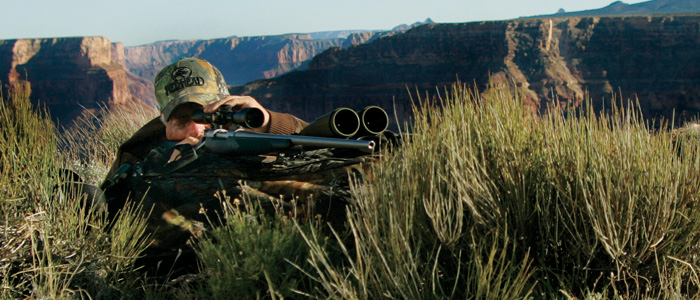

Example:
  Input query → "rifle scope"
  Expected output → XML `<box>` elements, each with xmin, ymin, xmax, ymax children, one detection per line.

<box><xmin>191</xmin><ymin>105</ymin><xmax>264</xmax><ymax>129</ymax></box>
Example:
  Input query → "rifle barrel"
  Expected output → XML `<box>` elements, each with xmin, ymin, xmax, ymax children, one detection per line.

<box><xmin>208</xmin><ymin>130</ymin><xmax>375</xmax><ymax>151</ymax></box>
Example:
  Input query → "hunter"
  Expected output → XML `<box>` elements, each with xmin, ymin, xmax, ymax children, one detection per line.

<box><xmin>100</xmin><ymin>57</ymin><xmax>379</xmax><ymax>275</ymax></box>
<box><xmin>104</xmin><ymin>57</ymin><xmax>308</xmax><ymax>181</ymax></box>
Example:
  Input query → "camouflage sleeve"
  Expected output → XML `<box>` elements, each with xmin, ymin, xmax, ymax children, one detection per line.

<box><xmin>105</xmin><ymin>151</ymin><xmax>138</xmax><ymax>180</ymax></box>
<box><xmin>104</xmin><ymin>112</ymin><xmax>306</xmax><ymax>182</ymax></box>
<box><xmin>266</xmin><ymin>110</ymin><xmax>309</xmax><ymax>134</ymax></box>
<box><xmin>104</xmin><ymin>117</ymin><xmax>167</xmax><ymax>181</ymax></box>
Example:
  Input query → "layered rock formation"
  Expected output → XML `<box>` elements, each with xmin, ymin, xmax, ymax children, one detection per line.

<box><xmin>0</xmin><ymin>32</ymin><xmax>384</xmax><ymax>123</ymax></box>
<box><xmin>233</xmin><ymin>16</ymin><xmax>700</xmax><ymax>125</ymax></box>
<box><xmin>5</xmin><ymin>15</ymin><xmax>700</xmax><ymax>127</ymax></box>
<box><xmin>124</xmin><ymin>33</ymin><xmax>381</xmax><ymax>86</ymax></box>
<box><xmin>0</xmin><ymin>37</ymin><xmax>132</xmax><ymax>123</ymax></box>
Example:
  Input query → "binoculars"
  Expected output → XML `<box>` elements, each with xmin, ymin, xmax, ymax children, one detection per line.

<box><xmin>299</xmin><ymin>106</ymin><xmax>389</xmax><ymax>139</ymax></box>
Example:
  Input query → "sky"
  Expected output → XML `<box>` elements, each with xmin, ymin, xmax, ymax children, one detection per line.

<box><xmin>3</xmin><ymin>0</ymin><xmax>650</xmax><ymax>47</ymax></box>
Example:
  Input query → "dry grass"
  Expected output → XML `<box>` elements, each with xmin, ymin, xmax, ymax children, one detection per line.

<box><xmin>59</xmin><ymin>100</ymin><xmax>158</xmax><ymax>184</ymax></box>
<box><xmin>300</xmin><ymin>83</ymin><xmax>700</xmax><ymax>299</ymax></box>
<box><xmin>1</xmin><ymin>89</ymin><xmax>155</xmax><ymax>299</ymax></box>
<box><xmin>3</xmin><ymin>81</ymin><xmax>700</xmax><ymax>299</ymax></box>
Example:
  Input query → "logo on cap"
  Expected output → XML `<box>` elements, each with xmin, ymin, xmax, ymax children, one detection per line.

<box><xmin>164</xmin><ymin>67</ymin><xmax>205</xmax><ymax>96</ymax></box>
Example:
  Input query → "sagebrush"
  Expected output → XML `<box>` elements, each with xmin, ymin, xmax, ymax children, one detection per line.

<box><xmin>2</xmin><ymin>82</ymin><xmax>700</xmax><ymax>299</ymax></box>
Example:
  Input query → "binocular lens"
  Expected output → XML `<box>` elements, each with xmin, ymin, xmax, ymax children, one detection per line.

<box><xmin>332</xmin><ymin>108</ymin><xmax>361</xmax><ymax>137</ymax></box>
<box><xmin>358</xmin><ymin>106</ymin><xmax>389</xmax><ymax>135</ymax></box>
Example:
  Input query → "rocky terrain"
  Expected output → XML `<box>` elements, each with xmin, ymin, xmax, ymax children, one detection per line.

<box><xmin>124</xmin><ymin>19</ymin><xmax>435</xmax><ymax>85</ymax></box>
<box><xmin>533</xmin><ymin>0</ymin><xmax>700</xmax><ymax>18</ymax></box>
<box><xmin>122</xmin><ymin>32</ymin><xmax>385</xmax><ymax>105</ymax></box>
<box><xmin>3</xmin><ymin>6</ymin><xmax>700</xmax><ymax>128</ymax></box>
<box><xmin>126</xmin><ymin>35</ymin><xmax>357</xmax><ymax>84</ymax></box>
<box><xmin>0</xmin><ymin>37</ymin><xmax>132</xmax><ymax>124</ymax></box>
<box><xmin>232</xmin><ymin>15</ymin><xmax>700</xmax><ymax>126</ymax></box>
<box><xmin>121</xmin><ymin>19</ymin><xmax>434</xmax><ymax>105</ymax></box>
<box><xmin>0</xmin><ymin>30</ymin><xmax>392</xmax><ymax>124</ymax></box>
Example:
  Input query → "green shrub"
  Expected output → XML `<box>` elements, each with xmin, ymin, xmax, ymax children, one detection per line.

<box><xmin>0</xmin><ymin>85</ymin><xmax>57</xmax><ymax>215</ymax></box>
<box><xmin>302</xmin><ymin>83</ymin><xmax>700</xmax><ymax>299</ymax></box>
<box><xmin>193</xmin><ymin>198</ymin><xmax>320</xmax><ymax>300</ymax></box>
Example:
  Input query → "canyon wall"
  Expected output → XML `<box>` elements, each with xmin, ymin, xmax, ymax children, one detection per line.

<box><xmin>4</xmin><ymin>16</ymin><xmax>700</xmax><ymax>127</ymax></box>
<box><xmin>124</xmin><ymin>33</ymin><xmax>381</xmax><ymax>86</ymax></box>
<box><xmin>0</xmin><ymin>37</ymin><xmax>132</xmax><ymax>124</ymax></box>
<box><xmin>232</xmin><ymin>16</ymin><xmax>700</xmax><ymax>125</ymax></box>
<box><xmin>0</xmin><ymin>32</ymin><xmax>383</xmax><ymax>124</ymax></box>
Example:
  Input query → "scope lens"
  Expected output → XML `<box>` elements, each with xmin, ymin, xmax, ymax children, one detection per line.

<box><xmin>230</xmin><ymin>107</ymin><xmax>265</xmax><ymax>129</ymax></box>
<box><xmin>242</xmin><ymin>108</ymin><xmax>265</xmax><ymax>129</ymax></box>
<box><xmin>191</xmin><ymin>109</ymin><xmax>209</xmax><ymax>124</ymax></box>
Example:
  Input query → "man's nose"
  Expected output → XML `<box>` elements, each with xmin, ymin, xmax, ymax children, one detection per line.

<box><xmin>187</xmin><ymin>122</ymin><xmax>207</xmax><ymax>138</ymax></box>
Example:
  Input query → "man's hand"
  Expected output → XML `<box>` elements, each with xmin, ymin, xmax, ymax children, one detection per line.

<box><xmin>203</xmin><ymin>95</ymin><xmax>271</xmax><ymax>132</ymax></box>
<box><xmin>168</xmin><ymin>137</ymin><xmax>200</xmax><ymax>162</ymax></box>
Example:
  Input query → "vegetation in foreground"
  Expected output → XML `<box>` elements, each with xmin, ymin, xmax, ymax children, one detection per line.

<box><xmin>2</xmin><ymin>82</ymin><xmax>700</xmax><ymax>299</ymax></box>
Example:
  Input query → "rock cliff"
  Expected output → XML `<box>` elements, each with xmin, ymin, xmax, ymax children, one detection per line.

<box><xmin>232</xmin><ymin>16</ymin><xmax>700</xmax><ymax>125</ymax></box>
<box><xmin>0</xmin><ymin>37</ymin><xmax>132</xmax><ymax>124</ymax></box>
<box><xmin>124</xmin><ymin>33</ymin><xmax>381</xmax><ymax>86</ymax></box>
<box><xmin>5</xmin><ymin>16</ymin><xmax>700</xmax><ymax>127</ymax></box>
<box><xmin>0</xmin><ymin>32</ymin><xmax>384</xmax><ymax>123</ymax></box>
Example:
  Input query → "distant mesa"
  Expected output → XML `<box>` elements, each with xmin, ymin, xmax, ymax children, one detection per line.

<box><xmin>391</xmin><ymin>18</ymin><xmax>436</xmax><ymax>32</ymax></box>
<box><xmin>123</xmin><ymin>33</ymin><xmax>380</xmax><ymax>87</ymax></box>
<box><xmin>307</xmin><ymin>31</ymin><xmax>374</xmax><ymax>40</ymax></box>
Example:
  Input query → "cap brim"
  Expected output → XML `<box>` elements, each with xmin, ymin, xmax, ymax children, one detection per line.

<box><xmin>161</xmin><ymin>93</ymin><xmax>223</xmax><ymax>121</ymax></box>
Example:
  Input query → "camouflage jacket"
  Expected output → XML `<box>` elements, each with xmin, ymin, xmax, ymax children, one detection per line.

<box><xmin>101</xmin><ymin>111</ymin><xmax>381</xmax><ymax>254</ymax></box>
<box><xmin>104</xmin><ymin>110</ymin><xmax>308</xmax><ymax>180</ymax></box>
<box><xmin>114</xmin><ymin>147</ymin><xmax>375</xmax><ymax>252</ymax></box>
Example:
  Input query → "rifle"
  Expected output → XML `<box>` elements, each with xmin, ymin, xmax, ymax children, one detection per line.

<box><xmin>187</xmin><ymin>105</ymin><xmax>389</xmax><ymax>156</ymax></box>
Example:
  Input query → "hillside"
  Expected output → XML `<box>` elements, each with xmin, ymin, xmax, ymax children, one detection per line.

<box><xmin>123</xmin><ymin>33</ymin><xmax>384</xmax><ymax>105</ymax></box>
<box><xmin>232</xmin><ymin>15</ymin><xmax>700</xmax><ymax>126</ymax></box>
<box><xmin>123</xmin><ymin>20</ymin><xmax>436</xmax><ymax>89</ymax></box>
<box><xmin>5</xmin><ymin>15</ymin><xmax>700</xmax><ymax>126</ymax></box>
<box><xmin>124</xmin><ymin>34</ymin><xmax>374</xmax><ymax>85</ymax></box>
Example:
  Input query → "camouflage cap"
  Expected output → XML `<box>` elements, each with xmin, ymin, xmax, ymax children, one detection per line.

<box><xmin>154</xmin><ymin>57</ymin><xmax>230</xmax><ymax>121</ymax></box>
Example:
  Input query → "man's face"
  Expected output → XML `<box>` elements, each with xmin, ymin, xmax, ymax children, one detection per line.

<box><xmin>164</xmin><ymin>103</ymin><xmax>209</xmax><ymax>141</ymax></box>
